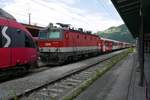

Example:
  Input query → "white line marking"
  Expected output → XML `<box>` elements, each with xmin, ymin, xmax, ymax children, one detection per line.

<box><xmin>2</xmin><ymin>26</ymin><xmax>11</xmax><ymax>47</ymax></box>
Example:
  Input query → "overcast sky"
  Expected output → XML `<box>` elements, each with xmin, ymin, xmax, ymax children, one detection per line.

<box><xmin>0</xmin><ymin>0</ymin><xmax>124</xmax><ymax>32</ymax></box>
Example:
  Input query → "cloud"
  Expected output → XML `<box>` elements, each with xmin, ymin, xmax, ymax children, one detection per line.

<box><xmin>55</xmin><ymin>0</ymin><xmax>80</xmax><ymax>5</ymax></box>
<box><xmin>2</xmin><ymin>0</ymin><xmax>123</xmax><ymax>32</ymax></box>
<box><xmin>107</xmin><ymin>0</ymin><xmax>112</xmax><ymax>5</ymax></box>
<box><xmin>0</xmin><ymin>0</ymin><xmax>14</xmax><ymax>8</ymax></box>
<box><xmin>42</xmin><ymin>0</ymin><xmax>80</xmax><ymax>5</ymax></box>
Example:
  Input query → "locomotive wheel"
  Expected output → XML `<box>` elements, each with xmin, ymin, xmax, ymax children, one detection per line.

<box><xmin>67</xmin><ymin>56</ymin><xmax>73</xmax><ymax>63</ymax></box>
<box><xmin>73</xmin><ymin>56</ymin><xmax>78</xmax><ymax>61</ymax></box>
<box><xmin>30</xmin><ymin>61</ymin><xmax>39</xmax><ymax>68</ymax></box>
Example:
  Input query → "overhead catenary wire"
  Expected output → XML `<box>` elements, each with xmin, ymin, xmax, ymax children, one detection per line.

<box><xmin>96</xmin><ymin>0</ymin><xmax>116</xmax><ymax>19</ymax></box>
<box><xmin>6</xmin><ymin>9</ymin><xmax>56</xmax><ymax>26</ymax></box>
<box><xmin>31</xmin><ymin>0</ymin><xmax>90</xmax><ymax>25</ymax></box>
<box><xmin>4</xmin><ymin>0</ymin><xmax>118</xmax><ymax>31</ymax></box>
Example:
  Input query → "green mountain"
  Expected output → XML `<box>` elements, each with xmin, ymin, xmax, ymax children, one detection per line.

<box><xmin>97</xmin><ymin>24</ymin><xmax>135</xmax><ymax>43</ymax></box>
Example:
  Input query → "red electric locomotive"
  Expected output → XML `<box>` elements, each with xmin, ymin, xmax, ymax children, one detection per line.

<box><xmin>0</xmin><ymin>9</ymin><xmax>38</xmax><ymax>71</ymax></box>
<box><xmin>38</xmin><ymin>23</ymin><xmax>102</xmax><ymax>64</ymax></box>
<box><xmin>38</xmin><ymin>23</ymin><xmax>132</xmax><ymax>64</ymax></box>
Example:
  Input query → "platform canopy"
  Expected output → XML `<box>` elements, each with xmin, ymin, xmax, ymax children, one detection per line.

<box><xmin>21</xmin><ymin>23</ymin><xmax>44</xmax><ymax>37</ymax></box>
<box><xmin>111</xmin><ymin>0</ymin><xmax>150</xmax><ymax>37</ymax></box>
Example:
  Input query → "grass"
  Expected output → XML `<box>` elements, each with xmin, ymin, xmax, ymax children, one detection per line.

<box><xmin>62</xmin><ymin>49</ymin><xmax>132</xmax><ymax>100</ymax></box>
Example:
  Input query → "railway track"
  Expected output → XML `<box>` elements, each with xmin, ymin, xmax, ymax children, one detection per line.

<box><xmin>21</xmin><ymin>58</ymin><xmax>113</xmax><ymax>100</ymax></box>
<box><xmin>0</xmin><ymin>51</ymin><xmax>118</xmax><ymax>83</ymax></box>
<box><xmin>0</xmin><ymin>55</ymin><xmax>105</xmax><ymax>83</ymax></box>
<box><xmin>0</xmin><ymin>49</ymin><xmax>129</xmax><ymax>100</ymax></box>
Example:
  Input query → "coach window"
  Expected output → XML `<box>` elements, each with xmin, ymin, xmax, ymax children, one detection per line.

<box><xmin>84</xmin><ymin>36</ymin><xmax>87</xmax><ymax>39</ymax></box>
<box><xmin>65</xmin><ymin>33</ymin><xmax>69</xmax><ymax>39</ymax></box>
<box><xmin>77</xmin><ymin>35</ymin><xmax>79</xmax><ymax>39</ymax></box>
<box><xmin>0</xmin><ymin>26</ymin><xmax>2</xmax><ymax>47</ymax></box>
<box><xmin>90</xmin><ymin>37</ymin><xmax>92</xmax><ymax>40</ymax></box>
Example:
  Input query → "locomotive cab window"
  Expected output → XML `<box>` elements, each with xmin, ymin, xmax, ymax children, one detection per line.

<box><xmin>39</xmin><ymin>29</ymin><xmax>62</xmax><ymax>40</ymax></box>
<box><xmin>48</xmin><ymin>31</ymin><xmax>61</xmax><ymax>39</ymax></box>
<box><xmin>1</xmin><ymin>27</ymin><xmax>25</xmax><ymax>48</ymax></box>
<box><xmin>39</xmin><ymin>31</ymin><xmax>47</xmax><ymax>39</ymax></box>
<box><xmin>25</xmin><ymin>34</ymin><xmax>36</xmax><ymax>48</ymax></box>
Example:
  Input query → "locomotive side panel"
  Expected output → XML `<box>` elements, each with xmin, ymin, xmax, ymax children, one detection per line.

<box><xmin>8</xmin><ymin>21</ymin><xmax>37</xmax><ymax>67</ymax></box>
<box><xmin>66</xmin><ymin>31</ymin><xmax>100</xmax><ymax>55</ymax></box>
<box><xmin>0</xmin><ymin>15</ymin><xmax>38</xmax><ymax>70</ymax></box>
<box><xmin>58</xmin><ymin>31</ymin><xmax>100</xmax><ymax>54</ymax></box>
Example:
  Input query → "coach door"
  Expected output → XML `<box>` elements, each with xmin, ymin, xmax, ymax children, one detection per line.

<box><xmin>98</xmin><ymin>40</ymin><xmax>102</xmax><ymax>52</ymax></box>
<box><xmin>0</xmin><ymin>25</ymin><xmax>12</xmax><ymax>68</ymax></box>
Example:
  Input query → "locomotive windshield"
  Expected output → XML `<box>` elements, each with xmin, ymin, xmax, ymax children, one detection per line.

<box><xmin>39</xmin><ymin>29</ymin><xmax>62</xmax><ymax>39</ymax></box>
<box><xmin>39</xmin><ymin>31</ymin><xmax>47</xmax><ymax>39</ymax></box>
<box><xmin>48</xmin><ymin>31</ymin><xmax>60</xmax><ymax>39</ymax></box>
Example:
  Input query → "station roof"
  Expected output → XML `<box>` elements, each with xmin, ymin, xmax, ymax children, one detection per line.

<box><xmin>111</xmin><ymin>0</ymin><xmax>150</xmax><ymax>37</ymax></box>
<box><xmin>21</xmin><ymin>23</ymin><xmax>43</xmax><ymax>30</ymax></box>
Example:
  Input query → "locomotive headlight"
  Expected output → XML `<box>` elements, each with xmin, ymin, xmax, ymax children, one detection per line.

<box><xmin>45</xmin><ymin>43</ymin><xmax>51</xmax><ymax>46</ymax></box>
<box><xmin>40</xmin><ymin>48</ymin><xmax>43</xmax><ymax>52</ymax></box>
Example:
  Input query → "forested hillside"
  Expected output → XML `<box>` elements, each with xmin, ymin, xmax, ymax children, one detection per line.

<box><xmin>97</xmin><ymin>24</ymin><xmax>135</xmax><ymax>43</ymax></box>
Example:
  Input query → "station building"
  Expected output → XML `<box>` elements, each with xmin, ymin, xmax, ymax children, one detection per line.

<box><xmin>111</xmin><ymin>0</ymin><xmax>150</xmax><ymax>99</ymax></box>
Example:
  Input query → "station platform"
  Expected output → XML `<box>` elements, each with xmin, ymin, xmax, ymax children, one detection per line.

<box><xmin>0</xmin><ymin>50</ymin><xmax>124</xmax><ymax>99</ymax></box>
<box><xmin>75</xmin><ymin>52</ymin><xmax>146</xmax><ymax>100</ymax></box>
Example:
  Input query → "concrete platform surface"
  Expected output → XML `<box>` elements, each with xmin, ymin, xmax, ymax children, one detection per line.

<box><xmin>75</xmin><ymin>52</ymin><xmax>145</xmax><ymax>100</ymax></box>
